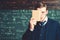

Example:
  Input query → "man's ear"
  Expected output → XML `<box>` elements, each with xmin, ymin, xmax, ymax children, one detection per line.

<box><xmin>46</xmin><ymin>10</ymin><xmax>48</xmax><ymax>14</ymax></box>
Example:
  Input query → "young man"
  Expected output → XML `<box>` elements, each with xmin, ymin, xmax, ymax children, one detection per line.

<box><xmin>22</xmin><ymin>2</ymin><xmax>60</xmax><ymax>40</ymax></box>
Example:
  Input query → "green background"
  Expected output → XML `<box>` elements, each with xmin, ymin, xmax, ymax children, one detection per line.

<box><xmin>0</xmin><ymin>9</ymin><xmax>60</xmax><ymax>40</ymax></box>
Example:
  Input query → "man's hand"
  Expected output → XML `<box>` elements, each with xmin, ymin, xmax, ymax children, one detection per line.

<box><xmin>29</xmin><ymin>18</ymin><xmax>37</xmax><ymax>31</ymax></box>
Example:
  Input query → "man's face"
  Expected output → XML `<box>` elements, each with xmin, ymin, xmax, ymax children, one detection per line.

<box><xmin>37</xmin><ymin>7</ymin><xmax>48</xmax><ymax>19</ymax></box>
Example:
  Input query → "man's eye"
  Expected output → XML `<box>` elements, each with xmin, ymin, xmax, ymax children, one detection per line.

<box><xmin>42</xmin><ymin>12</ymin><xmax>45</xmax><ymax>13</ymax></box>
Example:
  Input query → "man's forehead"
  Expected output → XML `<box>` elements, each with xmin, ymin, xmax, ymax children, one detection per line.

<box><xmin>37</xmin><ymin>7</ymin><xmax>47</xmax><ymax>11</ymax></box>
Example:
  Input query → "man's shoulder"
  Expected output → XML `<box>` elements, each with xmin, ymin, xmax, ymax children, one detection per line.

<box><xmin>48</xmin><ymin>18</ymin><xmax>59</xmax><ymax>24</ymax></box>
<box><xmin>48</xmin><ymin>18</ymin><xmax>60</xmax><ymax>28</ymax></box>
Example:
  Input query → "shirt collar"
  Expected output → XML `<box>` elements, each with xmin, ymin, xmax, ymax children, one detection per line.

<box><xmin>44</xmin><ymin>16</ymin><xmax>48</xmax><ymax>22</ymax></box>
<box><xmin>37</xmin><ymin>16</ymin><xmax>48</xmax><ymax>26</ymax></box>
<box><xmin>42</xmin><ymin>16</ymin><xmax>48</xmax><ymax>26</ymax></box>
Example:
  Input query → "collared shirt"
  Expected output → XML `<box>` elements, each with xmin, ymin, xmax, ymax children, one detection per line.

<box><xmin>43</xmin><ymin>16</ymin><xmax>48</xmax><ymax>26</ymax></box>
<box><xmin>39</xmin><ymin>16</ymin><xmax>48</xmax><ymax>26</ymax></box>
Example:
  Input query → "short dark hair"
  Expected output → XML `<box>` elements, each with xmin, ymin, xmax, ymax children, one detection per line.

<box><xmin>33</xmin><ymin>1</ymin><xmax>47</xmax><ymax>10</ymax></box>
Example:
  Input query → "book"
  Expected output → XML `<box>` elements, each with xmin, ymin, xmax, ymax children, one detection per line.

<box><xmin>32</xmin><ymin>10</ymin><xmax>41</xmax><ymax>21</ymax></box>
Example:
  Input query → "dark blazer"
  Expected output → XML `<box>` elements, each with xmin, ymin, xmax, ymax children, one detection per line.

<box><xmin>22</xmin><ymin>18</ymin><xmax>60</xmax><ymax>40</ymax></box>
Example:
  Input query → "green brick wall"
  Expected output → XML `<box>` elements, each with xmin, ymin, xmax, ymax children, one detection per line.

<box><xmin>0</xmin><ymin>9</ymin><xmax>60</xmax><ymax>40</ymax></box>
